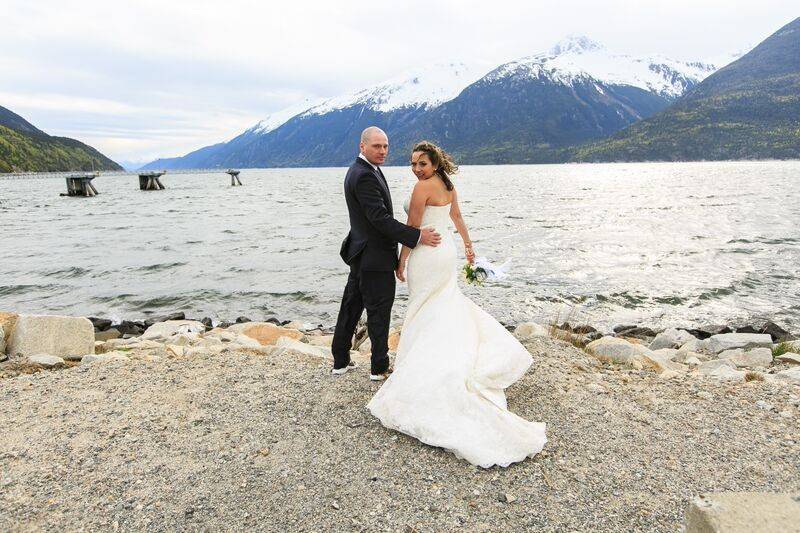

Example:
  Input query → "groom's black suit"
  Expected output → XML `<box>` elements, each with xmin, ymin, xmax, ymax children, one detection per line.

<box><xmin>332</xmin><ymin>156</ymin><xmax>420</xmax><ymax>373</ymax></box>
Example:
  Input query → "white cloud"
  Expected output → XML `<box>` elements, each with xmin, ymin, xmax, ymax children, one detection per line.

<box><xmin>0</xmin><ymin>0</ymin><xmax>796</xmax><ymax>163</ymax></box>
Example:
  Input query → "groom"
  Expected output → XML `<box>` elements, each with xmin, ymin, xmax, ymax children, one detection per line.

<box><xmin>331</xmin><ymin>126</ymin><xmax>441</xmax><ymax>380</ymax></box>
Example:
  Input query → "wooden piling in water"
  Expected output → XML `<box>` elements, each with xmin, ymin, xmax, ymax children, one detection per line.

<box><xmin>139</xmin><ymin>171</ymin><xmax>166</xmax><ymax>190</ymax></box>
<box><xmin>61</xmin><ymin>173</ymin><xmax>100</xmax><ymax>197</ymax></box>
<box><xmin>226</xmin><ymin>169</ymin><xmax>242</xmax><ymax>186</ymax></box>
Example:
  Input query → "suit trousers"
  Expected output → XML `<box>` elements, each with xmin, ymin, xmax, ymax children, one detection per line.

<box><xmin>331</xmin><ymin>261</ymin><xmax>395</xmax><ymax>374</ymax></box>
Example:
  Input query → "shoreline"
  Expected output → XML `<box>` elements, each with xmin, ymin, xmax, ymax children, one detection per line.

<box><xmin>0</xmin><ymin>310</ymin><xmax>798</xmax><ymax>530</ymax></box>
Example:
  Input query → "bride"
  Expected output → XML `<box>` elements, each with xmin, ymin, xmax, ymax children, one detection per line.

<box><xmin>366</xmin><ymin>141</ymin><xmax>547</xmax><ymax>468</ymax></box>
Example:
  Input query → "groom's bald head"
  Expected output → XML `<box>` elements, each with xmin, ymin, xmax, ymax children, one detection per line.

<box><xmin>360</xmin><ymin>126</ymin><xmax>389</xmax><ymax>166</ymax></box>
<box><xmin>361</xmin><ymin>126</ymin><xmax>386</xmax><ymax>144</ymax></box>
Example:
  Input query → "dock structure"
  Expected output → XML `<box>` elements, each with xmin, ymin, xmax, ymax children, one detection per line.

<box><xmin>61</xmin><ymin>173</ymin><xmax>100</xmax><ymax>197</ymax></box>
<box><xmin>139</xmin><ymin>171</ymin><xmax>166</xmax><ymax>190</ymax></box>
<box><xmin>226</xmin><ymin>169</ymin><xmax>242</xmax><ymax>186</ymax></box>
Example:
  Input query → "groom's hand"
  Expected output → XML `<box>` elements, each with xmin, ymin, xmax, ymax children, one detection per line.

<box><xmin>420</xmin><ymin>227</ymin><xmax>441</xmax><ymax>247</ymax></box>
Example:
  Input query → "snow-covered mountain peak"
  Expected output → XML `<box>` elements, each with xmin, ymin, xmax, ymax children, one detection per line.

<box><xmin>302</xmin><ymin>61</ymin><xmax>490</xmax><ymax>116</ymax></box>
<box><xmin>550</xmin><ymin>35</ymin><xmax>604</xmax><ymax>56</ymax></box>
<box><xmin>486</xmin><ymin>39</ymin><xmax>720</xmax><ymax>98</ymax></box>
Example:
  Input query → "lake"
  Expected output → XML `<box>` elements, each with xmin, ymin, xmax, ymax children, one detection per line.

<box><xmin>1</xmin><ymin>160</ymin><xmax>798</xmax><ymax>331</ymax></box>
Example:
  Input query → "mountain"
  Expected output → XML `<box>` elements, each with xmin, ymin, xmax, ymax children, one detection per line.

<box><xmin>388</xmin><ymin>37</ymin><xmax>718</xmax><ymax>164</ymax></box>
<box><xmin>571</xmin><ymin>18</ymin><xmax>800</xmax><ymax>161</ymax></box>
<box><xmin>0</xmin><ymin>105</ymin><xmax>122</xmax><ymax>173</ymax></box>
<box><xmin>141</xmin><ymin>37</ymin><xmax>722</xmax><ymax>169</ymax></box>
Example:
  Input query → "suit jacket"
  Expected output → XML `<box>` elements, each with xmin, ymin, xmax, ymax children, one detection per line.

<box><xmin>339</xmin><ymin>157</ymin><xmax>420</xmax><ymax>271</ymax></box>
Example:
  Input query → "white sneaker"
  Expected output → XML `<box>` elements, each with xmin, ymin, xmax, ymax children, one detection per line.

<box><xmin>369</xmin><ymin>367</ymin><xmax>393</xmax><ymax>381</ymax></box>
<box><xmin>332</xmin><ymin>361</ymin><xmax>358</xmax><ymax>375</ymax></box>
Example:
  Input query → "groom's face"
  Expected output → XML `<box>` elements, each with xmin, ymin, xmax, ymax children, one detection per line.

<box><xmin>361</xmin><ymin>132</ymin><xmax>389</xmax><ymax>166</ymax></box>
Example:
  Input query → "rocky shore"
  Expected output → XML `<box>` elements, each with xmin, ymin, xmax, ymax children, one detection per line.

<box><xmin>1</xmin><ymin>310</ymin><xmax>799</xmax><ymax>531</ymax></box>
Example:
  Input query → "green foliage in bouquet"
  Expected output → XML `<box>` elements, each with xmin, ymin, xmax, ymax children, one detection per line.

<box><xmin>462</xmin><ymin>263</ymin><xmax>488</xmax><ymax>285</ymax></box>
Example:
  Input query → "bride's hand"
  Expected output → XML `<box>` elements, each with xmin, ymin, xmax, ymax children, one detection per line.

<box><xmin>465</xmin><ymin>243</ymin><xmax>475</xmax><ymax>265</ymax></box>
<box><xmin>395</xmin><ymin>266</ymin><xmax>406</xmax><ymax>282</ymax></box>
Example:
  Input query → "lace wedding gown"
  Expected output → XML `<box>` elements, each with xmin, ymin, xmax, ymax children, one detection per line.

<box><xmin>366</xmin><ymin>201</ymin><xmax>547</xmax><ymax>468</ymax></box>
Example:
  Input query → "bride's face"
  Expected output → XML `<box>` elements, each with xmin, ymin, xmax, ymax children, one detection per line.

<box><xmin>411</xmin><ymin>152</ymin><xmax>436</xmax><ymax>180</ymax></box>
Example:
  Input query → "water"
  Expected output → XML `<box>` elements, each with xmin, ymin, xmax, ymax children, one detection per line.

<box><xmin>1</xmin><ymin>161</ymin><xmax>799</xmax><ymax>331</ymax></box>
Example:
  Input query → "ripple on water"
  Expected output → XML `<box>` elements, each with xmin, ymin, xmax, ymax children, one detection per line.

<box><xmin>133</xmin><ymin>262</ymin><xmax>188</xmax><ymax>273</ymax></box>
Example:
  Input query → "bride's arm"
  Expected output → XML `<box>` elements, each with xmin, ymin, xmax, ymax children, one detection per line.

<box><xmin>396</xmin><ymin>182</ymin><xmax>429</xmax><ymax>281</ymax></box>
<box><xmin>449</xmin><ymin>188</ymin><xmax>475</xmax><ymax>264</ymax></box>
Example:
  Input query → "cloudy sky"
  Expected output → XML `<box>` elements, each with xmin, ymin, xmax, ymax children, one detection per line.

<box><xmin>1</xmin><ymin>1</ymin><xmax>796</xmax><ymax>166</ymax></box>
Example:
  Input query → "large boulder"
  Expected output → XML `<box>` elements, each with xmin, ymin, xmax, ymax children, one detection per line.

<box><xmin>685</xmin><ymin>492</ymin><xmax>800</xmax><ymax>533</ymax></box>
<box><xmin>585</xmin><ymin>336</ymin><xmax>651</xmax><ymax>366</ymax></box>
<box><xmin>142</xmin><ymin>320</ymin><xmax>206</xmax><ymax>340</ymax></box>
<box><xmin>649</xmin><ymin>328</ymin><xmax>696</xmax><ymax>351</ymax></box>
<box><xmin>702</xmin><ymin>333</ymin><xmax>773</xmax><ymax>355</ymax></box>
<box><xmin>719</xmin><ymin>347</ymin><xmax>773</xmax><ymax>369</ymax></box>
<box><xmin>7</xmin><ymin>315</ymin><xmax>94</xmax><ymax>358</ymax></box>
<box><xmin>227</xmin><ymin>322</ymin><xmax>304</xmax><ymax>346</ymax></box>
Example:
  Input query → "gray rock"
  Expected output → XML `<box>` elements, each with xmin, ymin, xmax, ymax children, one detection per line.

<box><xmin>707</xmin><ymin>366</ymin><xmax>746</xmax><ymax>382</ymax></box>
<box><xmin>276</xmin><ymin>337</ymin><xmax>330</xmax><ymax>359</ymax></box>
<box><xmin>27</xmin><ymin>354</ymin><xmax>65</xmax><ymax>368</ymax></box>
<box><xmin>514</xmin><ymin>322</ymin><xmax>549</xmax><ymax>339</ymax></box>
<box><xmin>720</xmin><ymin>347</ymin><xmax>773</xmax><ymax>369</ymax></box>
<box><xmin>685</xmin><ymin>325</ymin><xmax>732</xmax><ymax>340</ymax></box>
<box><xmin>81</xmin><ymin>352</ymin><xmax>129</xmax><ymax>364</ymax></box>
<box><xmin>642</xmin><ymin>349</ymin><xmax>682</xmax><ymax>372</ymax></box>
<box><xmin>684</xmin><ymin>356</ymin><xmax>704</xmax><ymax>366</ymax></box>
<box><xmin>674</xmin><ymin>346</ymin><xmax>710</xmax><ymax>364</ymax></box>
<box><xmin>776</xmin><ymin>353</ymin><xmax>800</xmax><ymax>365</ymax></box>
<box><xmin>585</xmin><ymin>337</ymin><xmax>651</xmax><ymax>367</ymax></box>
<box><xmin>676</xmin><ymin>338</ymin><xmax>704</xmax><ymax>356</ymax></box>
<box><xmin>614</xmin><ymin>326</ymin><xmax>657</xmax><ymax>339</ymax></box>
<box><xmin>650</xmin><ymin>328</ymin><xmax>696</xmax><ymax>351</ymax></box>
<box><xmin>685</xmin><ymin>492</ymin><xmax>800</xmax><ymax>533</ymax></box>
<box><xmin>702</xmin><ymin>333</ymin><xmax>773</xmax><ymax>355</ymax></box>
<box><xmin>699</xmin><ymin>359</ymin><xmax>737</xmax><ymax>375</ymax></box>
<box><xmin>761</xmin><ymin>321</ymin><xmax>791</xmax><ymax>342</ymax></box>
<box><xmin>7</xmin><ymin>315</ymin><xmax>94</xmax><ymax>359</ymax></box>
<box><xmin>142</xmin><ymin>320</ymin><xmax>206</xmax><ymax>340</ymax></box>
<box><xmin>143</xmin><ymin>312</ymin><xmax>185</xmax><ymax>328</ymax></box>
<box><xmin>94</xmin><ymin>328</ymin><xmax>121</xmax><ymax>342</ymax></box>
<box><xmin>774</xmin><ymin>368</ymin><xmax>800</xmax><ymax>385</ymax></box>
<box><xmin>88</xmin><ymin>317</ymin><xmax>113</xmax><ymax>331</ymax></box>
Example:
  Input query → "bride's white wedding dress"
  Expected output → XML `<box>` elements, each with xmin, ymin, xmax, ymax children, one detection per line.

<box><xmin>366</xmin><ymin>200</ymin><xmax>547</xmax><ymax>468</ymax></box>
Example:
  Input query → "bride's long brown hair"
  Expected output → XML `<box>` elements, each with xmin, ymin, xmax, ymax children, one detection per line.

<box><xmin>412</xmin><ymin>141</ymin><xmax>458</xmax><ymax>191</ymax></box>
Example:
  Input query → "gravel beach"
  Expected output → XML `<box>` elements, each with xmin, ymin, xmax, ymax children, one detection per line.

<box><xmin>1</xmin><ymin>336</ymin><xmax>799</xmax><ymax>531</ymax></box>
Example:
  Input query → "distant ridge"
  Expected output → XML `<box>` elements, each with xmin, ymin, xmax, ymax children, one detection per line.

<box><xmin>571</xmin><ymin>17</ymin><xmax>800</xmax><ymax>161</ymax></box>
<box><xmin>0</xmin><ymin>105</ymin><xmax>122</xmax><ymax>173</ymax></box>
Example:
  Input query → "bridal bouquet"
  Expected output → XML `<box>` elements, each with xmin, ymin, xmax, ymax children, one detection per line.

<box><xmin>462</xmin><ymin>257</ymin><xmax>511</xmax><ymax>285</ymax></box>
